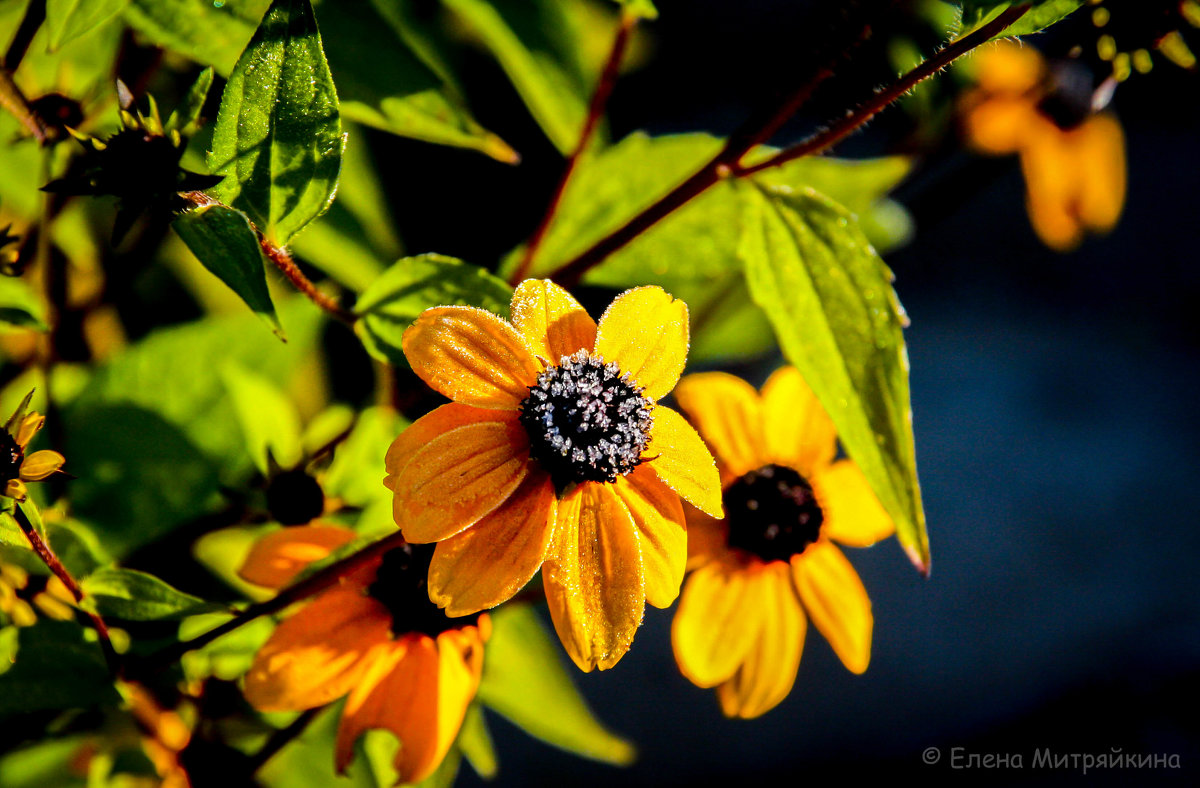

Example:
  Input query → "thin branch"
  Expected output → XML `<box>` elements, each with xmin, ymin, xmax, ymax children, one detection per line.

<box><xmin>3</xmin><ymin>0</ymin><xmax>46</xmax><ymax>72</ymax></box>
<box><xmin>248</xmin><ymin>708</ymin><xmax>322</xmax><ymax>773</ymax></box>
<box><xmin>0</xmin><ymin>71</ymin><xmax>47</xmax><ymax>144</ymax></box>
<box><xmin>510</xmin><ymin>9</ymin><xmax>639</xmax><ymax>285</ymax></box>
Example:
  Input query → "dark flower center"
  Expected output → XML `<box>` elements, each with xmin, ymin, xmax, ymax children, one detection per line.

<box><xmin>0</xmin><ymin>430</ymin><xmax>23</xmax><ymax>481</ymax></box>
<box><xmin>724</xmin><ymin>464</ymin><xmax>824</xmax><ymax>563</ymax></box>
<box><xmin>368</xmin><ymin>543</ymin><xmax>479</xmax><ymax>637</ymax></box>
<box><xmin>265</xmin><ymin>468</ymin><xmax>325</xmax><ymax>526</ymax></box>
<box><xmin>1036</xmin><ymin>61</ymin><xmax>1098</xmax><ymax>131</ymax></box>
<box><xmin>519</xmin><ymin>350</ymin><xmax>653</xmax><ymax>492</ymax></box>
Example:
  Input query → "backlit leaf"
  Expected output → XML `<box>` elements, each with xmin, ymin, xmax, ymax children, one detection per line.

<box><xmin>81</xmin><ymin>567</ymin><xmax>225</xmax><ymax>621</ymax></box>
<box><xmin>45</xmin><ymin>0</ymin><xmax>128</xmax><ymax>51</ymax></box>
<box><xmin>959</xmin><ymin>0</ymin><xmax>1086</xmax><ymax>38</ymax></box>
<box><xmin>0</xmin><ymin>277</ymin><xmax>47</xmax><ymax>332</ymax></box>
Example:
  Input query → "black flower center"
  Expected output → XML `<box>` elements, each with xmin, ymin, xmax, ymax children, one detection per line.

<box><xmin>1036</xmin><ymin>61</ymin><xmax>1097</xmax><ymax>130</ymax></box>
<box><xmin>265</xmin><ymin>468</ymin><xmax>325</xmax><ymax>526</ymax></box>
<box><xmin>724</xmin><ymin>464</ymin><xmax>824</xmax><ymax>563</ymax></box>
<box><xmin>519</xmin><ymin>350</ymin><xmax>653</xmax><ymax>492</ymax></box>
<box><xmin>0</xmin><ymin>431</ymin><xmax>23</xmax><ymax>481</ymax></box>
<box><xmin>368</xmin><ymin>543</ymin><xmax>479</xmax><ymax>637</ymax></box>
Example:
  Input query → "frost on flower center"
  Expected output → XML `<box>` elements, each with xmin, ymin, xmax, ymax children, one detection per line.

<box><xmin>519</xmin><ymin>349</ymin><xmax>653</xmax><ymax>492</ymax></box>
<box><xmin>369</xmin><ymin>543</ymin><xmax>479</xmax><ymax>636</ymax></box>
<box><xmin>0</xmin><ymin>430</ymin><xmax>23</xmax><ymax>481</ymax></box>
<box><xmin>725</xmin><ymin>464</ymin><xmax>824</xmax><ymax>563</ymax></box>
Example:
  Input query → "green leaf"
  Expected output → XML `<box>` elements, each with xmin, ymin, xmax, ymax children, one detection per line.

<box><xmin>0</xmin><ymin>626</ymin><xmax>18</xmax><ymax>677</ymax></box>
<box><xmin>220</xmin><ymin>363</ymin><xmax>304</xmax><ymax>473</ymax></box>
<box><xmin>209</xmin><ymin>0</ymin><xmax>345</xmax><ymax>245</ymax></box>
<box><xmin>614</xmin><ymin>0</ymin><xmax>657</xmax><ymax>20</ymax></box>
<box><xmin>122</xmin><ymin>0</ymin><xmax>268</xmax><ymax>76</ymax></box>
<box><xmin>45</xmin><ymin>0</ymin><xmax>129</xmax><ymax>51</ymax></box>
<box><xmin>458</xmin><ymin>704</ymin><xmax>498</xmax><ymax>779</ymax></box>
<box><xmin>477</xmin><ymin>605</ymin><xmax>635</xmax><ymax>765</ymax></box>
<box><xmin>0</xmin><ymin>621</ymin><xmax>120</xmax><ymax>718</ymax></box>
<box><xmin>173</xmin><ymin>203</ymin><xmax>283</xmax><ymax>337</ymax></box>
<box><xmin>192</xmin><ymin>525</ymin><xmax>275</xmax><ymax>601</ymax></box>
<box><xmin>166</xmin><ymin>66</ymin><xmax>215</xmax><ymax>135</ymax></box>
<box><xmin>354</xmin><ymin>254</ymin><xmax>512</xmax><ymax>367</ymax></box>
<box><xmin>45</xmin><ymin>519</ymin><xmax>109</xmax><ymax>580</ymax></box>
<box><xmin>258</xmin><ymin>701</ymin><xmax>377</xmax><ymax>788</ymax></box>
<box><xmin>81</xmin><ymin>567</ymin><xmax>225</xmax><ymax>621</ymax></box>
<box><xmin>322</xmin><ymin>407</ymin><xmax>403</xmax><ymax>508</ymax></box>
<box><xmin>0</xmin><ymin>735</ymin><xmax>91</xmax><ymax>788</ymax></box>
<box><xmin>960</xmin><ymin>0</ymin><xmax>1086</xmax><ymax>38</ymax></box>
<box><xmin>179</xmin><ymin>612</ymin><xmax>275</xmax><ymax>683</ymax></box>
<box><xmin>0</xmin><ymin>276</ymin><xmax>47</xmax><ymax>331</ymax></box>
<box><xmin>738</xmin><ymin>183</ymin><xmax>929</xmax><ymax>572</ymax></box>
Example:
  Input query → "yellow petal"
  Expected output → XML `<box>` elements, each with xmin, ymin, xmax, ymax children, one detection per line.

<box><xmin>645</xmin><ymin>405</ymin><xmax>723</xmax><ymax>518</ymax></box>
<box><xmin>673</xmin><ymin>372</ymin><xmax>765</xmax><ymax>478</ymax></box>
<box><xmin>384</xmin><ymin>403</ymin><xmax>509</xmax><ymax>490</ymax></box>
<box><xmin>716</xmin><ymin>562</ymin><xmax>805</xmax><ymax>719</ymax></box>
<box><xmin>684</xmin><ymin>510</ymin><xmax>728</xmax><ymax>570</ymax></box>
<box><xmin>815</xmin><ymin>460</ymin><xmax>895</xmax><ymax>548</ymax></box>
<box><xmin>760</xmin><ymin>367</ymin><xmax>836</xmax><ymax>477</ymax></box>
<box><xmin>1020</xmin><ymin>121</ymin><xmax>1084</xmax><ymax>251</ymax></box>
<box><xmin>402</xmin><ymin>306</ymin><xmax>539</xmax><ymax>409</ymax></box>
<box><xmin>594</xmin><ymin>286</ymin><xmax>689</xmax><ymax>402</ymax></box>
<box><xmin>510</xmin><ymin>279</ymin><xmax>597</xmax><ymax>365</ymax></box>
<box><xmin>428</xmin><ymin>471</ymin><xmax>557</xmax><ymax>615</ymax></box>
<box><xmin>543</xmin><ymin>483</ymin><xmax>645</xmax><ymax>672</ymax></box>
<box><xmin>18</xmin><ymin>450</ymin><xmax>64</xmax><ymax>482</ymax></box>
<box><xmin>243</xmin><ymin>590</ymin><xmax>391</xmax><ymax>711</ymax></box>
<box><xmin>15</xmin><ymin>412</ymin><xmax>43</xmax><ymax>449</ymax></box>
<box><xmin>239</xmin><ymin>524</ymin><xmax>359</xmax><ymax>590</ymax></box>
<box><xmin>1074</xmin><ymin>113</ymin><xmax>1125</xmax><ymax>233</ymax></box>
<box><xmin>791</xmin><ymin>541</ymin><xmax>872</xmax><ymax>674</ymax></box>
<box><xmin>612</xmin><ymin>466</ymin><xmax>686</xmax><ymax>609</ymax></box>
<box><xmin>3</xmin><ymin>479</ymin><xmax>27</xmax><ymax>501</ymax></box>
<box><xmin>391</xmin><ymin>417</ymin><xmax>530</xmax><ymax>544</ymax></box>
<box><xmin>962</xmin><ymin>94</ymin><xmax>1038</xmax><ymax>155</ymax></box>
<box><xmin>975</xmin><ymin>41</ymin><xmax>1044</xmax><ymax>95</ymax></box>
<box><xmin>671</xmin><ymin>560</ymin><xmax>764</xmax><ymax>688</ymax></box>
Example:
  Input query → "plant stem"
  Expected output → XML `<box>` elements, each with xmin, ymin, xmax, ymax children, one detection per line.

<box><xmin>510</xmin><ymin>9</ymin><xmax>638</xmax><ymax>285</ymax></box>
<box><xmin>0</xmin><ymin>71</ymin><xmax>46</xmax><ymax>144</ymax></box>
<box><xmin>549</xmin><ymin>4</ymin><xmax>1030</xmax><ymax>287</ymax></box>
<box><xmin>136</xmin><ymin>531</ymin><xmax>408</xmax><ymax>674</ymax></box>
<box><xmin>248</xmin><ymin>707</ymin><xmax>322</xmax><ymax>773</ymax></box>
<box><xmin>3</xmin><ymin>0</ymin><xmax>45</xmax><ymax>71</ymax></box>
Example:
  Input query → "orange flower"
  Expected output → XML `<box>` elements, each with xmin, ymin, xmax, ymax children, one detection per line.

<box><xmin>962</xmin><ymin>42</ymin><xmax>1125</xmax><ymax>251</ymax></box>
<box><xmin>1</xmin><ymin>392</ymin><xmax>66</xmax><ymax>501</ymax></box>
<box><xmin>670</xmin><ymin>368</ymin><xmax>894</xmax><ymax>718</ymax></box>
<box><xmin>385</xmin><ymin>279</ymin><xmax>722</xmax><ymax>671</ymax></box>
<box><xmin>240</xmin><ymin>525</ymin><xmax>490</xmax><ymax>783</ymax></box>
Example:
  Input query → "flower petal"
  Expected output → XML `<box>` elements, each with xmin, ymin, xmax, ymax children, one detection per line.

<box><xmin>429</xmin><ymin>471</ymin><xmax>557</xmax><ymax>616</ymax></box>
<box><xmin>716</xmin><ymin>562</ymin><xmax>805</xmax><ymax>719</ymax></box>
<box><xmin>239</xmin><ymin>525</ymin><xmax>359</xmax><ymax>590</ymax></box>
<box><xmin>684</xmin><ymin>510</ymin><xmax>727</xmax><ymax>570</ymax></box>
<box><xmin>510</xmin><ymin>279</ymin><xmax>597</xmax><ymax>365</ymax></box>
<box><xmin>543</xmin><ymin>483</ymin><xmax>645</xmax><ymax>672</ymax></box>
<box><xmin>646</xmin><ymin>405</ymin><xmax>723</xmax><ymax>518</ymax></box>
<box><xmin>243</xmin><ymin>589</ymin><xmax>391</xmax><ymax>711</ymax></box>
<box><xmin>391</xmin><ymin>417</ymin><xmax>530</xmax><ymax>544</ymax></box>
<box><xmin>1020</xmin><ymin>120</ymin><xmax>1084</xmax><ymax>251</ymax></box>
<box><xmin>962</xmin><ymin>94</ymin><xmax>1037</xmax><ymax>155</ymax></box>
<box><xmin>791</xmin><ymin>541</ymin><xmax>872</xmax><ymax>674</ymax></box>
<box><xmin>594</xmin><ymin>286</ymin><xmax>688</xmax><ymax>402</ymax></box>
<box><xmin>673</xmin><ymin>372</ymin><xmax>765</xmax><ymax>479</ymax></box>
<box><xmin>613</xmin><ymin>466</ymin><xmax>685</xmax><ymax>609</ymax></box>
<box><xmin>816</xmin><ymin>460</ymin><xmax>895</xmax><ymax>548</ymax></box>
<box><xmin>671</xmin><ymin>560</ymin><xmax>765</xmax><ymax>688</ymax></box>
<box><xmin>1074</xmin><ymin>113</ymin><xmax>1125</xmax><ymax>233</ymax></box>
<box><xmin>15</xmin><ymin>412</ymin><xmax>43</xmax><ymax>449</ymax></box>
<box><xmin>402</xmin><ymin>306</ymin><xmax>540</xmax><ymax>409</ymax></box>
<box><xmin>385</xmin><ymin>404</ymin><xmax>509</xmax><ymax>487</ymax></box>
<box><xmin>3</xmin><ymin>479</ymin><xmax>27</xmax><ymax>501</ymax></box>
<box><xmin>976</xmin><ymin>42</ymin><xmax>1045</xmax><ymax>95</ymax></box>
<box><xmin>760</xmin><ymin>367</ymin><xmax>836</xmax><ymax>477</ymax></box>
<box><xmin>18</xmin><ymin>450</ymin><xmax>65</xmax><ymax>482</ymax></box>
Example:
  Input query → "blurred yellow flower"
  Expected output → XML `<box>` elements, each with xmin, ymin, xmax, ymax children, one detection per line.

<box><xmin>241</xmin><ymin>524</ymin><xmax>489</xmax><ymax>784</ymax></box>
<box><xmin>670</xmin><ymin>368</ymin><xmax>893</xmax><ymax>719</ymax></box>
<box><xmin>1</xmin><ymin>394</ymin><xmax>66</xmax><ymax>501</ymax></box>
<box><xmin>386</xmin><ymin>279</ymin><xmax>722</xmax><ymax>671</ymax></box>
<box><xmin>962</xmin><ymin>42</ymin><xmax>1125</xmax><ymax>251</ymax></box>
<box><xmin>0</xmin><ymin>562</ymin><xmax>75</xmax><ymax>627</ymax></box>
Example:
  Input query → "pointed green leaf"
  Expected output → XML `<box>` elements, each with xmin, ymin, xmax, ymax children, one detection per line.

<box><xmin>354</xmin><ymin>255</ymin><xmax>512</xmax><ymax>367</ymax></box>
<box><xmin>81</xmin><ymin>567</ymin><xmax>225</xmax><ymax>621</ymax></box>
<box><xmin>209</xmin><ymin>0</ymin><xmax>344</xmax><ymax>245</ymax></box>
<box><xmin>122</xmin><ymin>0</ymin><xmax>268</xmax><ymax>75</ymax></box>
<box><xmin>0</xmin><ymin>626</ymin><xmax>17</xmax><ymax>677</ymax></box>
<box><xmin>0</xmin><ymin>276</ymin><xmax>47</xmax><ymax>332</ymax></box>
<box><xmin>458</xmin><ymin>704</ymin><xmax>498</xmax><ymax>779</ymax></box>
<box><xmin>166</xmin><ymin>66</ymin><xmax>215</xmax><ymax>135</ymax></box>
<box><xmin>960</xmin><ymin>1</ymin><xmax>1086</xmax><ymax>38</ymax></box>
<box><xmin>45</xmin><ymin>0</ymin><xmax>129</xmax><ymax>51</ymax></box>
<box><xmin>220</xmin><ymin>363</ymin><xmax>305</xmax><ymax>474</ymax></box>
<box><xmin>738</xmin><ymin>183</ymin><xmax>928</xmax><ymax>572</ymax></box>
<box><xmin>477</xmin><ymin>605</ymin><xmax>635</xmax><ymax>765</ymax></box>
<box><xmin>173</xmin><ymin>203</ymin><xmax>283</xmax><ymax>337</ymax></box>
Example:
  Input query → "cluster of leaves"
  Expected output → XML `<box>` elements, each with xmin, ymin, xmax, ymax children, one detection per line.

<box><xmin>0</xmin><ymin>0</ymin><xmax>1089</xmax><ymax>786</ymax></box>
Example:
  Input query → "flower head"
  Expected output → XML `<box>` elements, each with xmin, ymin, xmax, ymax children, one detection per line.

<box><xmin>962</xmin><ymin>42</ymin><xmax>1125</xmax><ymax>251</ymax></box>
<box><xmin>241</xmin><ymin>524</ymin><xmax>489</xmax><ymax>784</ymax></box>
<box><xmin>2</xmin><ymin>392</ymin><xmax>66</xmax><ymax>501</ymax></box>
<box><xmin>385</xmin><ymin>280</ymin><xmax>722</xmax><ymax>671</ymax></box>
<box><xmin>670</xmin><ymin>368</ymin><xmax>893</xmax><ymax>718</ymax></box>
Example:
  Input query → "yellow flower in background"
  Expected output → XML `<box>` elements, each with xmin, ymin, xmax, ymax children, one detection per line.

<box><xmin>962</xmin><ymin>42</ymin><xmax>1125</xmax><ymax>251</ymax></box>
<box><xmin>0</xmin><ymin>562</ymin><xmax>75</xmax><ymax>627</ymax></box>
<box><xmin>241</xmin><ymin>524</ymin><xmax>489</xmax><ymax>784</ymax></box>
<box><xmin>386</xmin><ymin>279</ymin><xmax>722</xmax><ymax>672</ymax></box>
<box><xmin>1</xmin><ymin>394</ymin><xmax>66</xmax><ymax>501</ymax></box>
<box><xmin>670</xmin><ymin>368</ymin><xmax>894</xmax><ymax>719</ymax></box>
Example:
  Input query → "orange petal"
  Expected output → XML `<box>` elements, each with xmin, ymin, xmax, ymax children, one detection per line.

<box><xmin>613</xmin><ymin>466</ymin><xmax>686</xmax><ymax>609</ymax></box>
<box><xmin>15</xmin><ymin>412</ymin><xmax>43</xmax><ymax>449</ymax></box>
<box><xmin>671</xmin><ymin>560</ymin><xmax>765</xmax><ymax>688</ymax></box>
<box><xmin>815</xmin><ymin>460</ymin><xmax>895</xmax><ymax>548</ymax></box>
<box><xmin>18</xmin><ymin>450</ymin><xmax>65</xmax><ymax>481</ymax></box>
<box><xmin>3</xmin><ymin>479</ymin><xmax>27</xmax><ymax>501</ymax></box>
<box><xmin>239</xmin><ymin>525</ymin><xmax>359</xmax><ymax>590</ymax></box>
<box><xmin>243</xmin><ymin>590</ymin><xmax>391</xmax><ymax>711</ymax></box>
<box><xmin>510</xmin><ymin>279</ymin><xmax>597</xmax><ymax>365</ymax></box>
<box><xmin>791</xmin><ymin>541</ymin><xmax>872</xmax><ymax>674</ymax></box>
<box><xmin>543</xmin><ymin>483</ymin><xmax>645</xmax><ymax>672</ymax></box>
<box><xmin>1074</xmin><ymin>113</ymin><xmax>1125</xmax><ymax>233</ymax></box>
<box><xmin>673</xmin><ymin>372</ymin><xmax>765</xmax><ymax>478</ymax></box>
<box><xmin>402</xmin><ymin>306</ymin><xmax>540</xmax><ymax>409</ymax></box>
<box><xmin>594</xmin><ymin>286</ymin><xmax>689</xmax><ymax>402</ymax></box>
<box><xmin>962</xmin><ymin>94</ymin><xmax>1038</xmax><ymax>155</ymax></box>
<box><xmin>391</xmin><ymin>417</ymin><xmax>530</xmax><ymax>543</ymax></box>
<box><xmin>428</xmin><ymin>471</ymin><xmax>557</xmax><ymax>615</ymax></box>
<box><xmin>645</xmin><ymin>405</ymin><xmax>723</xmax><ymax>518</ymax></box>
<box><xmin>759</xmin><ymin>367</ymin><xmax>836</xmax><ymax>478</ymax></box>
<box><xmin>716</xmin><ymin>561</ymin><xmax>805</xmax><ymax>719</ymax></box>
<box><xmin>684</xmin><ymin>510</ymin><xmax>728</xmax><ymax>570</ymax></box>
<box><xmin>384</xmin><ymin>403</ymin><xmax>511</xmax><ymax>490</ymax></box>
<box><xmin>975</xmin><ymin>41</ymin><xmax>1044</xmax><ymax>95</ymax></box>
<box><xmin>1020</xmin><ymin>121</ymin><xmax>1083</xmax><ymax>251</ymax></box>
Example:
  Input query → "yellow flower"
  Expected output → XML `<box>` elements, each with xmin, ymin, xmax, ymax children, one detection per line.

<box><xmin>962</xmin><ymin>42</ymin><xmax>1125</xmax><ymax>251</ymax></box>
<box><xmin>241</xmin><ymin>524</ymin><xmax>489</xmax><ymax>784</ymax></box>
<box><xmin>0</xmin><ymin>562</ymin><xmax>75</xmax><ymax>627</ymax></box>
<box><xmin>385</xmin><ymin>279</ymin><xmax>722</xmax><ymax>671</ymax></box>
<box><xmin>1</xmin><ymin>394</ymin><xmax>66</xmax><ymax>501</ymax></box>
<box><xmin>670</xmin><ymin>368</ymin><xmax>894</xmax><ymax>719</ymax></box>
